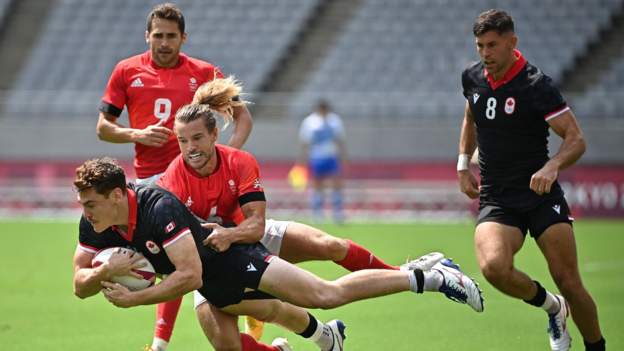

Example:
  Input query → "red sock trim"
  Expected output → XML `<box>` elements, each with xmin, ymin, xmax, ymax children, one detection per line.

<box><xmin>335</xmin><ymin>239</ymin><xmax>398</xmax><ymax>271</ymax></box>
<box><xmin>240</xmin><ymin>333</ymin><xmax>279</xmax><ymax>351</ymax></box>
<box><xmin>154</xmin><ymin>296</ymin><xmax>183</xmax><ymax>342</ymax></box>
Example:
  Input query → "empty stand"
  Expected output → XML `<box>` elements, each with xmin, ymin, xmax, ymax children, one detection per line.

<box><xmin>292</xmin><ymin>0</ymin><xmax>623</xmax><ymax>120</ymax></box>
<box><xmin>3</xmin><ymin>0</ymin><xmax>318</xmax><ymax>119</ymax></box>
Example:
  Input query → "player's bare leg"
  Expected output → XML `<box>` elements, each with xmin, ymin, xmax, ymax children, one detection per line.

<box><xmin>196</xmin><ymin>303</ymin><xmax>243</xmax><ymax>351</ymax></box>
<box><xmin>278</xmin><ymin>222</ymin><xmax>350</xmax><ymax>263</ymax></box>
<box><xmin>474</xmin><ymin>222</ymin><xmax>536</xmax><ymax>299</ymax></box>
<box><xmin>224</xmin><ymin>300</ymin><xmax>310</xmax><ymax>334</ymax></box>
<box><xmin>196</xmin><ymin>302</ymin><xmax>287</xmax><ymax>351</ymax></box>
<box><xmin>221</xmin><ymin>299</ymin><xmax>345</xmax><ymax>350</ymax></box>
<box><xmin>258</xmin><ymin>256</ymin><xmax>483</xmax><ymax>311</ymax></box>
<box><xmin>537</xmin><ymin>223</ymin><xmax>604</xmax><ymax>346</ymax></box>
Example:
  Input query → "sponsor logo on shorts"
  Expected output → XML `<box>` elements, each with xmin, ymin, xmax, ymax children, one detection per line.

<box><xmin>246</xmin><ymin>262</ymin><xmax>257</xmax><ymax>272</ymax></box>
<box><xmin>552</xmin><ymin>204</ymin><xmax>561</xmax><ymax>214</ymax></box>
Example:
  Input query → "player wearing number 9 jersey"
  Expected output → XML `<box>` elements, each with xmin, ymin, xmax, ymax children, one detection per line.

<box><xmin>97</xmin><ymin>3</ymin><xmax>251</xmax><ymax>182</ymax></box>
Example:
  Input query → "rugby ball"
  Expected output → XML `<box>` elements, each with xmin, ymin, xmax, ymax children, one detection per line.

<box><xmin>91</xmin><ymin>247</ymin><xmax>156</xmax><ymax>291</ymax></box>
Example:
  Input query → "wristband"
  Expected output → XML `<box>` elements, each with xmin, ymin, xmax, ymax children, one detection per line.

<box><xmin>457</xmin><ymin>154</ymin><xmax>470</xmax><ymax>171</ymax></box>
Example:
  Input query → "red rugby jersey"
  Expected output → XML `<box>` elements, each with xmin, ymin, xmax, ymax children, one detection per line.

<box><xmin>100</xmin><ymin>51</ymin><xmax>223</xmax><ymax>178</ymax></box>
<box><xmin>157</xmin><ymin>144</ymin><xmax>265</xmax><ymax>225</ymax></box>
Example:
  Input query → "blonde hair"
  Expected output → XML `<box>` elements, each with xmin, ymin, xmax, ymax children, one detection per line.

<box><xmin>186</xmin><ymin>76</ymin><xmax>247</xmax><ymax>129</ymax></box>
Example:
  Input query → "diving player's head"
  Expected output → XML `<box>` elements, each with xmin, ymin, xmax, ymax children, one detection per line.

<box><xmin>473</xmin><ymin>9</ymin><xmax>518</xmax><ymax>79</ymax></box>
<box><xmin>145</xmin><ymin>3</ymin><xmax>188</xmax><ymax>68</ymax></box>
<box><xmin>74</xmin><ymin>158</ymin><xmax>128</xmax><ymax>233</ymax></box>
<box><xmin>174</xmin><ymin>77</ymin><xmax>248</xmax><ymax>176</ymax></box>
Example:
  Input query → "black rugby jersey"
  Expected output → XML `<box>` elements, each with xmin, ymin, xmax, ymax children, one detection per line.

<box><xmin>462</xmin><ymin>50</ymin><xmax>569</xmax><ymax>206</ymax></box>
<box><xmin>78</xmin><ymin>183</ymin><xmax>214</xmax><ymax>275</ymax></box>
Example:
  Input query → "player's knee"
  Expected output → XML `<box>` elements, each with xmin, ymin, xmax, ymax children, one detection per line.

<box><xmin>252</xmin><ymin>300</ymin><xmax>282</xmax><ymax>323</ymax></box>
<box><xmin>325</xmin><ymin>237</ymin><xmax>349</xmax><ymax>261</ymax></box>
<box><xmin>307</xmin><ymin>283</ymin><xmax>346</xmax><ymax>309</ymax></box>
<box><xmin>551</xmin><ymin>270</ymin><xmax>583</xmax><ymax>297</ymax></box>
<box><xmin>480</xmin><ymin>259</ymin><xmax>512</xmax><ymax>286</ymax></box>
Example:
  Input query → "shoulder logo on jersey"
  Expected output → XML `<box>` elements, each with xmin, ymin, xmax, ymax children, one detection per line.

<box><xmin>185</xmin><ymin>196</ymin><xmax>193</xmax><ymax>208</ymax></box>
<box><xmin>253</xmin><ymin>179</ymin><xmax>262</xmax><ymax>189</ymax></box>
<box><xmin>473</xmin><ymin>93</ymin><xmax>480</xmax><ymax>104</ymax></box>
<box><xmin>552</xmin><ymin>204</ymin><xmax>561</xmax><ymax>214</ymax></box>
<box><xmin>504</xmin><ymin>97</ymin><xmax>516</xmax><ymax>115</ymax></box>
<box><xmin>228</xmin><ymin>179</ymin><xmax>237</xmax><ymax>194</ymax></box>
<box><xmin>165</xmin><ymin>221</ymin><xmax>176</xmax><ymax>233</ymax></box>
<box><xmin>189</xmin><ymin>77</ymin><xmax>198</xmax><ymax>92</ymax></box>
<box><xmin>146</xmin><ymin>240</ymin><xmax>161</xmax><ymax>254</ymax></box>
<box><xmin>130</xmin><ymin>78</ymin><xmax>144</xmax><ymax>88</ymax></box>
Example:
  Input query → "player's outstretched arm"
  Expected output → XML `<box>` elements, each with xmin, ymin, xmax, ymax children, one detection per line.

<box><xmin>72</xmin><ymin>246</ymin><xmax>144</xmax><ymax>299</ymax></box>
<box><xmin>457</xmin><ymin>102</ymin><xmax>479</xmax><ymax>199</ymax></box>
<box><xmin>227</xmin><ymin>105</ymin><xmax>253</xmax><ymax>149</ymax></box>
<box><xmin>103</xmin><ymin>235</ymin><xmax>202</xmax><ymax>308</ymax></box>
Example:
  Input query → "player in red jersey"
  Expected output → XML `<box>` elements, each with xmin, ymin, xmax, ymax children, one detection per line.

<box><xmin>152</xmin><ymin>78</ymin><xmax>478</xmax><ymax>351</ymax></box>
<box><xmin>96</xmin><ymin>3</ymin><xmax>252</xmax><ymax>183</ymax></box>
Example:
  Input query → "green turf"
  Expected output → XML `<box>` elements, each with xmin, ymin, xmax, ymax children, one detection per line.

<box><xmin>0</xmin><ymin>219</ymin><xmax>622</xmax><ymax>350</ymax></box>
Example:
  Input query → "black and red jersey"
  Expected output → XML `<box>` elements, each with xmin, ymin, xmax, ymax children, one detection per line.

<box><xmin>78</xmin><ymin>183</ymin><xmax>214</xmax><ymax>275</ymax></box>
<box><xmin>462</xmin><ymin>50</ymin><xmax>568</xmax><ymax>208</ymax></box>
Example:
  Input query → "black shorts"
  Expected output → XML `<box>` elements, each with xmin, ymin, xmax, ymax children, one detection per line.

<box><xmin>198</xmin><ymin>242</ymin><xmax>276</xmax><ymax>308</ymax></box>
<box><xmin>477</xmin><ymin>195</ymin><xmax>574</xmax><ymax>239</ymax></box>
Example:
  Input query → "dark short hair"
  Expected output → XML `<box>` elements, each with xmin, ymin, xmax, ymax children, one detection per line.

<box><xmin>74</xmin><ymin>157</ymin><xmax>127</xmax><ymax>196</ymax></box>
<box><xmin>473</xmin><ymin>9</ymin><xmax>514</xmax><ymax>36</ymax></box>
<box><xmin>147</xmin><ymin>3</ymin><xmax>185</xmax><ymax>34</ymax></box>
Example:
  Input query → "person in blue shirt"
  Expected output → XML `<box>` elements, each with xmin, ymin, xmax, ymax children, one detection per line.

<box><xmin>298</xmin><ymin>100</ymin><xmax>346</xmax><ymax>222</ymax></box>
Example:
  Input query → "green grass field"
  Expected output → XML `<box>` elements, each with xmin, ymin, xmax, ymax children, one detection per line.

<box><xmin>1</xmin><ymin>219</ymin><xmax>622</xmax><ymax>350</ymax></box>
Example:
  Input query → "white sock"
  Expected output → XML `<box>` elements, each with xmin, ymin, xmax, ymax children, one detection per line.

<box><xmin>407</xmin><ymin>270</ymin><xmax>443</xmax><ymax>293</ymax></box>
<box><xmin>423</xmin><ymin>270</ymin><xmax>444</xmax><ymax>291</ymax></box>
<box><xmin>151</xmin><ymin>337</ymin><xmax>168</xmax><ymax>351</ymax></box>
<box><xmin>309</xmin><ymin>320</ymin><xmax>332</xmax><ymax>350</ymax></box>
<box><xmin>542</xmin><ymin>291</ymin><xmax>560</xmax><ymax>314</ymax></box>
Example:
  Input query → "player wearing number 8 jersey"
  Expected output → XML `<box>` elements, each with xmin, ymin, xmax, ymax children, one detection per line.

<box><xmin>459</xmin><ymin>9</ymin><xmax>605</xmax><ymax>351</ymax></box>
<box><xmin>97</xmin><ymin>3</ymin><xmax>252</xmax><ymax>182</ymax></box>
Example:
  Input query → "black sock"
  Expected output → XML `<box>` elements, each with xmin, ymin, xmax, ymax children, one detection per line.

<box><xmin>523</xmin><ymin>280</ymin><xmax>546</xmax><ymax>307</ymax></box>
<box><xmin>584</xmin><ymin>337</ymin><xmax>606</xmax><ymax>351</ymax></box>
<box><xmin>298</xmin><ymin>312</ymin><xmax>318</xmax><ymax>338</ymax></box>
<box><xmin>414</xmin><ymin>269</ymin><xmax>424</xmax><ymax>294</ymax></box>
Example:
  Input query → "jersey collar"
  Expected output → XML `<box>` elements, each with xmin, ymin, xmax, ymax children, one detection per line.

<box><xmin>112</xmin><ymin>188</ymin><xmax>137</xmax><ymax>242</ymax></box>
<box><xmin>484</xmin><ymin>49</ymin><xmax>527</xmax><ymax>90</ymax></box>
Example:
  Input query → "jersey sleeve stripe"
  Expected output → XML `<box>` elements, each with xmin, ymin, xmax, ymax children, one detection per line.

<box><xmin>544</xmin><ymin>106</ymin><xmax>570</xmax><ymax>121</ymax></box>
<box><xmin>78</xmin><ymin>243</ymin><xmax>99</xmax><ymax>254</ymax></box>
<box><xmin>239</xmin><ymin>191</ymin><xmax>266</xmax><ymax>207</ymax></box>
<box><xmin>162</xmin><ymin>227</ymin><xmax>191</xmax><ymax>248</ymax></box>
<box><xmin>99</xmin><ymin>101</ymin><xmax>123</xmax><ymax>117</ymax></box>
